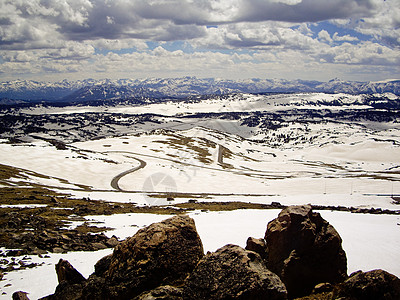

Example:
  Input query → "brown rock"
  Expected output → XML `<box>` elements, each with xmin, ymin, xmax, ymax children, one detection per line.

<box><xmin>91</xmin><ymin>242</ymin><xmax>107</xmax><ymax>250</ymax></box>
<box><xmin>80</xmin><ymin>276</ymin><xmax>111</xmax><ymax>300</ymax></box>
<box><xmin>55</xmin><ymin>259</ymin><xmax>86</xmax><ymax>285</ymax></box>
<box><xmin>12</xmin><ymin>291</ymin><xmax>30</xmax><ymax>300</ymax></box>
<box><xmin>245</xmin><ymin>237</ymin><xmax>267</xmax><ymax>259</ymax></box>
<box><xmin>184</xmin><ymin>244</ymin><xmax>287</xmax><ymax>300</ymax></box>
<box><xmin>105</xmin><ymin>236</ymin><xmax>119</xmax><ymax>247</ymax></box>
<box><xmin>335</xmin><ymin>269</ymin><xmax>400</xmax><ymax>300</ymax></box>
<box><xmin>94</xmin><ymin>254</ymin><xmax>112</xmax><ymax>277</ymax></box>
<box><xmin>134</xmin><ymin>285</ymin><xmax>183</xmax><ymax>300</ymax></box>
<box><xmin>265</xmin><ymin>205</ymin><xmax>347</xmax><ymax>298</ymax></box>
<box><xmin>52</xmin><ymin>247</ymin><xmax>65</xmax><ymax>254</ymax></box>
<box><xmin>86</xmin><ymin>215</ymin><xmax>204</xmax><ymax>300</ymax></box>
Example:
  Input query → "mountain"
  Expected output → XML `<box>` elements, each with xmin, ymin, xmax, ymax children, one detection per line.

<box><xmin>0</xmin><ymin>77</ymin><xmax>399</xmax><ymax>103</ymax></box>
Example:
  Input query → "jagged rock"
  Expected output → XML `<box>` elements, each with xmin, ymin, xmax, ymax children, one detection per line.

<box><xmin>94</xmin><ymin>254</ymin><xmax>112</xmax><ymax>277</ymax></box>
<box><xmin>265</xmin><ymin>204</ymin><xmax>347</xmax><ymax>298</ymax></box>
<box><xmin>184</xmin><ymin>244</ymin><xmax>287</xmax><ymax>300</ymax></box>
<box><xmin>12</xmin><ymin>291</ymin><xmax>30</xmax><ymax>300</ymax></box>
<box><xmin>56</xmin><ymin>259</ymin><xmax>86</xmax><ymax>285</ymax></box>
<box><xmin>41</xmin><ymin>260</ymin><xmax>87</xmax><ymax>300</ymax></box>
<box><xmin>84</xmin><ymin>215</ymin><xmax>204</xmax><ymax>299</ymax></box>
<box><xmin>135</xmin><ymin>285</ymin><xmax>183</xmax><ymax>300</ymax></box>
<box><xmin>335</xmin><ymin>269</ymin><xmax>400</xmax><ymax>300</ymax></box>
<box><xmin>245</xmin><ymin>237</ymin><xmax>267</xmax><ymax>259</ymax></box>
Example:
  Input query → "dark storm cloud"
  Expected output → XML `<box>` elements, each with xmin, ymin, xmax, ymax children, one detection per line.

<box><xmin>235</xmin><ymin>0</ymin><xmax>375</xmax><ymax>23</ymax></box>
<box><xmin>133</xmin><ymin>0</ymin><xmax>211</xmax><ymax>26</ymax></box>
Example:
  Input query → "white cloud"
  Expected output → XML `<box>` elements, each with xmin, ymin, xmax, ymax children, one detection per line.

<box><xmin>318</xmin><ymin>30</ymin><xmax>332</xmax><ymax>43</ymax></box>
<box><xmin>333</xmin><ymin>0</ymin><xmax>400</xmax><ymax>48</ymax></box>
<box><xmin>332</xmin><ymin>32</ymin><xmax>359</xmax><ymax>42</ymax></box>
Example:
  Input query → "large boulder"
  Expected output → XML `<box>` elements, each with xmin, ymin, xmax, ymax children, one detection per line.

<box><xmin>83</xmin><ymin>215</ymin><xmax>204</xmax><ymax>299</ymax></box>
<box><xmin>265</xmin><ymin>205</ymin><xmax>347</xmax><ymax>298</ymax></box>
<box><xmin>184</xmin><ymin>244</ymin><xmax>287</xmax><ymax>300</ymax></box>
<box><xmin>298</xmin><ymin>269</ymin><xmax>400</xmax><ymax>300</ymax></box>
<box><xmin>335</xmin><ymin>269</ymin><xmax>400</xmax><ymax>300</ymax></box>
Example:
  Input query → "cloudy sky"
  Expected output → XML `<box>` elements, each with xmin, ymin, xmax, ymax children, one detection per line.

<box><xmin>0</xmin><ymin>0</ymin><xmax>399</xmax><ymax>82</ymax></box>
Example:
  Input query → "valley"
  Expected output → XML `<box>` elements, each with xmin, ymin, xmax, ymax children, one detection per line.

<box><xmin>0</xmin><ymin>92</ymin><xmax>399</xmax><ymax>299</ymax></box>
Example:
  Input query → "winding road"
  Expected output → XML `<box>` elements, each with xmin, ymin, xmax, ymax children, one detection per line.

<box><xmin>110</xmin><ymin>157</ymin><xmax>147</xmax><ymax>191</ymax></box>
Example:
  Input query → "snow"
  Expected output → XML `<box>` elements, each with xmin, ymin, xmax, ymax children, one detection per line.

<box><xmin>0</xmin><ymin>249</ymin><xmax>112</xmax><ymax>300</ymax></box>
<box><xmin>15</xmin><ymin>92</ymin><xmax>381</xmax><ymax>116</ymax></box>
<box><xmin>1</xmin><ymin>209</ymin><xmax>399</xmax><ymax>299</ymax></box>
<box><xmin>0</xmin><ymin>204</ymin><xmax>47</xmax><ymax>209</ymax></box>
<box><xmin>1</xmin><ymin>122</ymin><xmax>398</xmax><ymax>210</ymax></box>
<box><xmin>0</xmin><ymin>141</ymin><xmax>142</xmax><ymax>190</ymax></box>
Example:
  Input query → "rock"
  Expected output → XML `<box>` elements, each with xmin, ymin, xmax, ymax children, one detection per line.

<box><xmin>184</xmin><ymin>244</ymin><xmax>287</xmax><ymax>300</ymax></box>
<box><xmin>245</xmin><ymin>237</ymin><xmax>267</xmax><ymax>259</ymax></box>
<box><xmin>41</xmin><ymin>282</ymin><xmax>85</xmax><ymax>300</ymax></box>
<box><xmin>12</xmin><ymin>291</ymin><xmax>30</xmax><ymax>300</ymax></box>
<box><xmin>135</xmin><ymin>285</ymin><xmax>183</xmax><ymax>300</ymax></box>
<box><xmin>41</xmin><ymin>260</ymin><xmax>87</xmax><ymax>300</ymax></box>
<box><xmin>91</xmin><ymin>242</ymin><xmax>107</xmax><ymax>250</ymax></box>
<box><xmin>94</xmin><ymin>254</ymin><xmax>112</xmax><ymax>277</ymax></box>
<box><xmin>105</xmin><ymin>236</ymin><xmax>119</xmax><ymax>247</ymax></box>
<box><xmin>312</xmin><ymin>282</ymin><xmax>333</xmax><ymax>294</ymax></box>
<box><xmin>80</xmin><ymin>276</ymin><xmax>111</xmax><ymax>300</ymax></box>
<box><xmin>335</xmin><ymin>269</ymin><xmax>400</xmax><ymax>300</ymax></box>
<box><xmin>265</xmin><ymin>205</ymin><xmax>347</xmax><ymax>298</ymax></box>
<box><xmin>55</xmin><ymin>259</ymin><xmax>86</xmax><ymax>285</ymax></box>
<box><xmin>85</xmin><ymin>215</ymin><xmax>204</xmax><ymax>299</ymax></box>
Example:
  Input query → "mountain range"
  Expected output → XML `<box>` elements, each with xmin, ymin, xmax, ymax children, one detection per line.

<box><xmin>0</xmin><ymin>77</ymin><xmax>399</xmax><ymax>103</ymax></box>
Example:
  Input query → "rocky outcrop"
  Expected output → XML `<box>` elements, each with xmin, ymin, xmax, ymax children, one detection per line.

<box><xmin>2</xmin><ymin>227</ymin><xmax>119</xmax><ymax>256</ymax></box>
<box><xmin>184</xmin><ymin>244</ymin><xmax>287</xmax><ymax>300</ymax></box>
<box><xmin>31</xmin><ymin>207</ymin><xmax>400</xmax><ymax>300</ymax></box>
<box><xmin>265</xmin><ymin>204</ymin><xmax>347</xmax><ymax>298</ymax></box>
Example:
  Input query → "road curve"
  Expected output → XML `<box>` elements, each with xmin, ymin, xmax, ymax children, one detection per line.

<box><xmin>110</xmin><ymin>157</ymin><xmax>147</xmax><ymax>191</ymax></box>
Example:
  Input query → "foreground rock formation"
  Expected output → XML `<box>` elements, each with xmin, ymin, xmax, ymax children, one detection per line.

<box><xmin>264</xmin><ymin>204</ymin><xmax>347</xmax><ymax>298</ymax></box>
<box><xmin>184</xmin><ymin>244</ymin><xmax>287</xmax><ymax>299</ymax></box>
<box><xmin>16</xmin><ymin>205</ymin><xmax>399</xmax><ymax>300</ymax></box>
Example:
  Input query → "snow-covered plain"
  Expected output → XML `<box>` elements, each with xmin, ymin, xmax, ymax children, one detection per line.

<box><xmin>0</xmin><ymin>92</ymin><xmax>399</xmax><ymax>298</ymax></box>
<box><xmin>1</xmin><ymin>209</ymin><xmax>399</xmax><ymax>299</ymax></box>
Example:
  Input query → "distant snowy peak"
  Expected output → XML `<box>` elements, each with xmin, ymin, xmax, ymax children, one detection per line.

<box><xmin>0</xmin><ymin>77</ymin><xmax>399</xmax><ymax>101</ymax></box>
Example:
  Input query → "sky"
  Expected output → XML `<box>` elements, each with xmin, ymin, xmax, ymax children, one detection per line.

<box><xmin>0</xmin><ymin>0</ymin><xmax>399</xmax><ymax>82</ymax></box>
